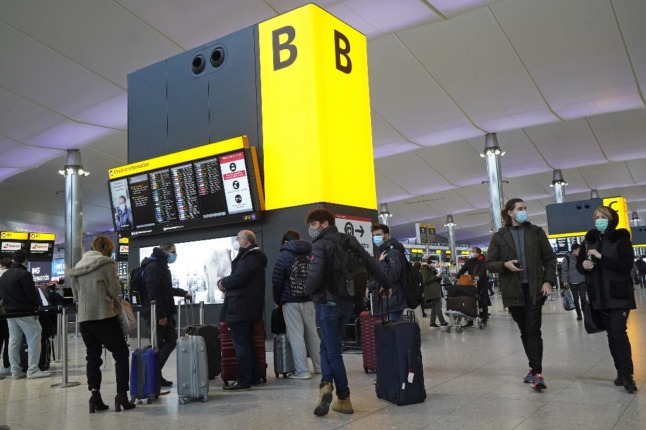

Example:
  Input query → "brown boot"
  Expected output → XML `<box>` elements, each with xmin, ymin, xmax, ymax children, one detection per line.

<box><xmin>331</xmin><ymin>395</ymin><xmax>354</xmax><ymax>414</ymax></box>
<box><xmin>313</xmin><ymin>382</ymin><xmax>333</xmax><ymax>416</ymax></box>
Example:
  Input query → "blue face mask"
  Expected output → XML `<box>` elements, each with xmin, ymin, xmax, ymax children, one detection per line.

<box><xmin>595</xmin><ymin>218</ymin><xmax>609</xmax><ymax>233</ymax></box>
<box><xmin>168</xmin><ymin>253</ymin><xmax>177</xmax><ymax>264</ymax></box>
<box><xmin>373</xmin><ymin>235</ymin><xmax>384</xmax><ymax>247</ymax></box>
<box><xmin>515</xmin><ymin>210</ymin><xmax>528</xmax><ymax>224</ymax></box>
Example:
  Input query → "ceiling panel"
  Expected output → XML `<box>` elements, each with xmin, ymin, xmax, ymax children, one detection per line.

<box><xmin>344</xmin><ymin>0</ymin><xmax>439</xmax><ymax>34</ymax></box>
<box><xmin>430</xmin><ymin>0</ymin><xmax>499</xmax><ymax>17</ymax></box>
<box><xmin>0</xmin><ymin>89</ymin><xmax>66</xmax><ymax>142</ymax></box>
<box><xmin>375</xmin><ymin>152</ymin><xmax>454</xmax><ymax>195</ymax></box>
<box><xmin>501</xmin><ymin>174</ymin><xmax>551</xmax><ymax>202</ymax></box>
<box><xmin>578</xmin><ymin>162</ymin><xmax>635</xmax><ymax>190</ymax></box>
<box><xmin>588</xmin><ymin>108</ymin><xmax>646</xmax><ymax>162</ymax></box>
<box><xmin>482</xmin><ymin>129</ymin><xmax>550</xmax><ymax>177</ymax></box>
<box><xmin>375</xmin><ymin>172</ymin><xmax>410</xmax><ymax>203</ymax></box>
<box><xmin>613</xmin><ymin>0</ymin><xmax>646</xmax><ymax>93</ymax></box>
<box><xmin>416</xmin><ymin>140</ymin><xmax>485</xmax><ymax>186</ymax></box>
<box><xmin>626</xmin><ymin>159</ymin><xmax>646</xmax><ymax>184</ymax></box>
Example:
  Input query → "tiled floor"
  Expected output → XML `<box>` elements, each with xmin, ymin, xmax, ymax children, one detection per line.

<box><xmin>1</xmin><ymin>288</ymin><xmax>644</xmax><ymax>430</ymax></box>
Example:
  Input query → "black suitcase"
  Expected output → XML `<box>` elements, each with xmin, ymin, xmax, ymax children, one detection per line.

<box><xmin>374</xmin><ymin>321</ymin><xmax>426</xmax><ymax>406</ymax></box>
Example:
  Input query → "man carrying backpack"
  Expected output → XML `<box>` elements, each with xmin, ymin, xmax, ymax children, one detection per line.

<box><xmin>304</xmin><ymin>208</ymin><xmax>391</xmax><ymax>417</ymax></box>
<box><xmin>371</xmin><ymin>223</ymin><xmax>408</xmax><ymax>321</ymax></box>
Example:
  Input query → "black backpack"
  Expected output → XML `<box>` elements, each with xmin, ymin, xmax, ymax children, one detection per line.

<box><xmin>405</xmin><ymin>264</ymin><xmax>423</xmax><ymax>309</ymax></box>
<box><xmin>328</xmin><ymin>234</ymin><xmax>367</xmax><ymax>299</ymax></box>
<box><xmin>129</xmin><ymin>266</ymin><xmax>147</xmax><ymax>305</ymax></box>
<box><xmin>289</xmin><ymin>254</ymin><xmax>310</xmax><ymax>298</ymax></box>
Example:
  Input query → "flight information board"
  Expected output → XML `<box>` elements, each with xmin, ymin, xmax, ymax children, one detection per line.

<box><xmin>107</xmin><ymin>136</ymin><xmax>264</xmax><ymax>237</ymax></box>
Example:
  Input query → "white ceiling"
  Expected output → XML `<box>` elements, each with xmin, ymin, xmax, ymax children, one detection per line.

<box><xmin>1</xmin><ymin>0</ymin><xmax>645</xmax><ymax>247</ymax></box>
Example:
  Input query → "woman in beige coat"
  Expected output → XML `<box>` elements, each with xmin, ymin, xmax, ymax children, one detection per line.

<box><xmin>68</xmin><ymin>236</ymin><xmax>135</xmax><ymax>413</ymax></box>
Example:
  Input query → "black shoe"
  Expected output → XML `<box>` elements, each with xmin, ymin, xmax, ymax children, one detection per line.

<box><xmin>440</xmin><ymin>322</ymin><xmax>449</xmax><ymax>327</ymax></box>
<box><xmin>429</xmin><ymin>323</ymin><xmax>439</xmax><ymax>327</ymax></box>
<box><xmin>576</xmin><ymin>314</ymin><xmax>582</xmax><ymax>321</ymax></box>
<box><xmin>114</xmin><ymin>393</ymin><xmax>136</xmax><ymax>412</ymax></box>
<box><xmin>624</xmin><ymin>376</ymin><xmax>638</xmax><ymax>394</ymax></box>
<box><xmin>252</xmin><ymin>379</ymin><xmax>265</xmax><ymax>386</ymax></box>
<box><xmin>223</xmin><ymin>382</ymin><xmax>251</xmax><ymax>391</ymax></box>
<box><xmin>89</xmin><ymin>390</ymin><xmax>109</xmax><ymax>413</ymax></box>
<box><xmin>160</xmin><ymin>378</ymin><xmax>173</xmax><ymax>387</ymax></box>
<box><xmin>614</xmin><ymin>373</ymin><xmax>625</xmax><ymax>386</ymax></box>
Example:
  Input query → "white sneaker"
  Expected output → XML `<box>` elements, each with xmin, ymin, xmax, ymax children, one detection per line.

<box><xmin>27</xmin><ymin>370</ymin><xmax>52</xmax><ymax>379</ymax></box>
<box><xmin>288</xmin><ymin>372</ymin><xmax>312</xmax><ymax>380</ymax></box>
<box><xmin>12</xmin><ymin>372</ymin><xmax>26</xmax><ymax>380</ymax></box>
<box><xmin>0</xmin><ymin>367</ymin><xmax>11</xmax><ymax>376</ymax></box>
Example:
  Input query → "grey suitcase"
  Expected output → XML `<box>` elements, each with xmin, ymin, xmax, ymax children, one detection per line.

<box><xmin>273</xmin><ymin>333</ymin><xmax>295</xmax><ymax>378</ymax></box>
<box><xmin>177</xmin><ymin>301</ymin><xmax>209</xmax><ymax>404</ymax></box>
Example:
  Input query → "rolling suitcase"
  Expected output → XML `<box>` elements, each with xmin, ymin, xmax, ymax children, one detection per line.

<box><xmin>219</xmin><ymin>320</ymin><xmax>267</xmax><ymax>386</ymax></box>
<box><xmin>273</xmin><ymin>333</ymin><xmax>295</xmax><ymax>378</ymax></box>
<box><xmin>360</xmin><ymin>292</ymin><xmax>380</xmax><ymax>373</ymax></box>
<box><xmin>182</xmin><ymin>301</ymin><xmax>220</xmax><ymax>379</ymax></box>
<box><xmin>130</xmin><ymin>301</ymin><xmax>161</xmax><ymax>404</ymax></box>
<box><xmin>374</xmin><ymin>301</ymin><xmax>426</xmax><ymax>406</ymax></box>
<box><xmin>176</xmin><ymin>300</ymin><xmax>209</xmax><ymax>404</ymax></box>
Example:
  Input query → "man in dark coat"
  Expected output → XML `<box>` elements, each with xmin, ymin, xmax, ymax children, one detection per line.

<box><xmin>141</xmin><ymin>243</ymin><xmax>190</xmax><ymax>387</ymax></box>
<box><xmin>370</xmin><ymin>223</ymin><xmax>407</xmax><ymax>320</ymax></box>
<box><xmin>487</xmin><ymin>198</ymin><xmax>556</xmax><ymax>391</ymax></box>
<box><xmin>218</xmin><ymin>230</ymin><xmax>267</xmax><ymax>391</ymax></box>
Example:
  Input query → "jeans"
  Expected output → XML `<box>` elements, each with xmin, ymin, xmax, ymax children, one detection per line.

<box><xmin>80</xmin><ymin>316</ymin><xmax>130</xmax><ymax>393</ymax></box>
<box><xmin>145</xmin><ymin>316</ymin><xmax>178</xmax><ymax>372</ymax></box>
<box><xmin>283</xmin><ymin>302</ymin><xmax>321</xmax><ymax>376</ymax></box>
<box><xmin>570</xmin><ymin>282</ymin><xmax>588</xmax><ymax>317</ymax></box>
<box><xmin>508</xmin><ymin>284</ymin><xmax>544</xmax><ymax>374</ymax></box>
<box><xmin>429</xmin><ymin>299</ymin><xmax>446</xmax><ymax>324</ymax></box>
<box><xmin>228</xmin><ymin>321</ymin><xmax>260</xmax><ymax>387</ymax></box>
<box><xmin>602</xmin><ymin>309</ymin><xmax>633</xmax><ymax>376</ymax></box>
<box><xmin>8</xmin><ymin>315</ymin><xmax>42</xmax><ymax>376</ymax></box>
<box><xmin>315</xmin><ymin>301</ymin><xmax>352</xmax><ymax>398</ymax></box>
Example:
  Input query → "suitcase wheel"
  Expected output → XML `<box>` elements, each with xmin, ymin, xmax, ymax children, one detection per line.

<box><xmin>445</xmin><ymin>326</ymin><xmax>451</xmax><ymax>333</ymax></box>
<box><xmin>202</xmin><ymin>395</ymin><xmax>208</xmax><ymax>403</ymax></box>
<box><xmin>146</xmin><ymin>398</ymin><xmax>152</xmax><ymax>404</ymax></box>
<box><xmin>478</xmin><ymin>322</ymin><xmax>486</xmax><ymax>330</ymax></box>
<box><xmin>179</xmin><ymin>397</ymin><xmax>187</xmax><ymax>405</ymax></box>
<box><xmin>262</xmin><ymin>377</ymin><xmax>267</xmax><ymax>383</ymax></box>
<box><xmin>456</xmin><ymin>325</ymin><xmax>463</xmax><ymax>334</ymax></box>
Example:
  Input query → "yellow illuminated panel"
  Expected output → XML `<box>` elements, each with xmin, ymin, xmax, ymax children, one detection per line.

<box><xmin>1</xmin><ymin>232</ymin><xmax>29</xmax><ymax>240</ymax></box>
<box><xmin>259</xmin><ymin>4</ymin><xmax>375</xmax><ymax>210</ymax></box>
<box><xmin>108</xmin><ymin>136</ymin><xmax>247</xmax><ymax>179</ymax></box>
<box><xmin>29</xmin><ymin>233</ymin><xmax>56</xmax><ymax>241</ymax></box>
<box><xmin>119</xmin><ymin>237</ymin><xmax>129</xmax><ymax>244</ymax></box>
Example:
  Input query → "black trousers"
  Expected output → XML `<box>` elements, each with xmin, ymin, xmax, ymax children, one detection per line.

<box><xmin>80</xmin><ymin>316</ymin><xmax>130</xmax><ymax>394</ymax></box>
<box><xmin>601</xmin><ymin>309</ymin><xmax>634</xmax><ymax>376</ymax></box>
<box><xmin>229</xmin><ymin>321</ymin><xmax>260</xmax><ymax>387</ymax></box>
<box><xmin>0</xmin><ymin>319</ymin><xmax>9</xmax><ymax>368</ymax></box>
<box><xmin>570</xmin><ymin>282</ymin><xmax>588</xmax><ymax>317</ymax></box>
<box><xmin>508</xmin><ymin>284</ymin><xmax>544</xmax><ymax>374</ymax></box>
<box><xmin>144</xmin><ymin>316</ymin><xmax>178</xmax><ymax>372</ymax></box>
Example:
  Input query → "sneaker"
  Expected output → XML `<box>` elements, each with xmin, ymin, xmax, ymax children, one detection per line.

<box><xmin>624</xmin><ymin>376</ymin><xmax>638</xmax><ymax>394</ymax></box>
<box><xmin>331</xmin><ymin>396</ymin><xmax>354</xmax><ymax>414</ymax></box>
<box><xmin>313</xmin><ymin>382</ymin><xmax>333</xmax><ymax>416</ymax></box>
<box><xmin>0</xmin><ymin>367</ymin><xmax>11</xmax><ymax>376</ymax></box>
<box><xmin>429</xmin><ymin>323</ymin><xmax>439</xmax><ymax>328</ymax></box>
<box><xmin>532</xmin><ymin>373</ymin><xmax>547</xmax><ymax>391</ymax></box>
<box><xmin>160</xmin><ymin>377</ymin><xmax>173</xmax><ymax>387</ymax></box>
<box><xmin>222</xmin><ymin>382</ymin><xmax>251</xmax><ymax>391</ymax></box>
<box><xmin>289</xmin><ymin>372</ymin><xmax>312</xmax><ymax>380</ymax></box>
<box><xmin>440</xmin><ymin>322</ymin><xmax>449</xmax><ymax>327</ymax></box>
<box><xmin>12</xmin><ymin>372</ymin><xmax>27</xmax><ymax>380</ymax></box>
<box><xmin>27</xmin><ymin>370</ymin><xmax>51</xmax><ymax>379</ymax></box>
<box><xmin>523</xmin><ymin>370</ymin><xmax>534</xmax><ymax>384</ymax></box>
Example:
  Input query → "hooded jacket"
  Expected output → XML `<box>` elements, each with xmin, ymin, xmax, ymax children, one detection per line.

<box><xmin>576</xmin><ymin>227</ymin><xmax>635</xmax><ymax>310</ymax></box>
<box><xmin>140</xmin><ymin>247</ymin><xmax>188</xmax><ymax>319</ymax></box>
<box><xmin>486</xmin><ymin>222</ymin><xmax>557</xmax><ymax>307</ymax></box>
<box><xmin>374</xmin><ymin>238</ymin><xmax>407</xmax><ymax>312</ymax></box>
<box><xmin>67</xmin><ymin>250</ymin><xmax>120</xmax><ymax>323</ymax></box>
<box><xmin>272</xmin><ymin>239</ymin><xmax>313</xmax><ymax>304</ymax></box>
<box><xmin>220</xmin><ymin>244</ymin><xmax>267</xmax><ymax>323</ymax></box>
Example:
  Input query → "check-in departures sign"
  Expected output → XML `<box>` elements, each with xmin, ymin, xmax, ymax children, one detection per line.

<box><xmin>336</xmin><ymin>214</ymin><xmax>373</xmax><ymax>252</ymax></box>
<box><xmin>416</xmin><ymin>223</ymin><xmax>436</xmax><ymax>244</ymax></box>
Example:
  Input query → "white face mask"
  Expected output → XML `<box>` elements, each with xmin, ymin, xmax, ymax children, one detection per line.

<box><xmin>119</xmin><ymin>204</ymin><xmax>126</xmax><ymax>211</ymax></box>
<box><xmin>470</xmin><ymin>252</ymin><xmax>477</xmax><ymax>259</ymax></box>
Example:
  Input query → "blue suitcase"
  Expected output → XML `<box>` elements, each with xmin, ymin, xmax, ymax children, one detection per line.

<box><xmin>130</xmin><ymin>301</ymin><xmax>161</xmax><ymax>404</ymax></box>
<box><xmin>374</xmin><ymin>321</ymin><xmax>426</xmax><ymax>406</ymax></box>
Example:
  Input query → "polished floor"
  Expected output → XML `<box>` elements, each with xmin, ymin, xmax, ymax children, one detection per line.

<box><xmin>1</xmin><ymin>288</ymin><xmax>644</xmax><ymax>430</ymax></box>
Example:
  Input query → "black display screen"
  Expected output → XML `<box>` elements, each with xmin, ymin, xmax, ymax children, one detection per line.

<box><xmin>194</xmin><ymin>157</ymin><xmax>227</xmax><ymax>219</ymax></box>
<box><xmin>128</xmin><ymin>174</ymin><xmax>156</xmax><ymax>229</ymax></box>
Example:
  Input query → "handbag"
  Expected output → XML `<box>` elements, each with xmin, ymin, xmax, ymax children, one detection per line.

<box><xmin>458</xmin><ymin>275</ymin><xmax>473</xmax><ymax>286</ymax></box>
<box><xmin>583</xmin><ymin>302</ymin><xmax>605</xmax><ymax>334</ymax></box>
<box><xmin>561</xmin><ymin>289</ymin><xmax>576</xmax><ymax>311</ymax></box>
<box><xmin>114</xmin><ymin>296</ymin><xmax>136</xmax><ymax>334</ymax></box>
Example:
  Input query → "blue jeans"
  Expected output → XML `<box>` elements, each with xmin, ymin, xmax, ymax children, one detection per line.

<box><xmin>228</xmin><ymin>321</ymin><xmax>260</xmax><ymax>387</ymax></box>
<box><xmin>315</xmin><ymin>301</ymin><xmax>352</xmax><ymax>398</ymax></box>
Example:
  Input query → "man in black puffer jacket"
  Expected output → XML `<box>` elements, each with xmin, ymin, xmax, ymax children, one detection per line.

<box><xmin>218</xmin><ymin>230</ymin><xmax>267</xmax><ymax>391</ymax></box>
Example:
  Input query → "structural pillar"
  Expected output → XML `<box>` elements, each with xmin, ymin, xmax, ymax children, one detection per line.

<box><xmin>60</xmin><ymin>150</ymin><xmax>89</xmax><ymax>271</ymax></box>
<box><xmin>379</xmin><ymin>203</ymin><xmax>392</xmax><ymax>227</ymax></box>
<box><xmin>591</xmin><ymin>189</ymin><xmax>599</xmax><ymax>199</ymax></box>
<box><xmin>551</xmin><ymin>169</ymin><xmax>567</xmax><ymax>203</ymax></box>
<box><xmin>445</xmin><ymin>215</ymin><xmax>456</xmax><ymax>267</ymax></box>
<box><xmin>482</xmin><ymin>134</ymin><xmax>504</xmax><ymax>231</ymax></box>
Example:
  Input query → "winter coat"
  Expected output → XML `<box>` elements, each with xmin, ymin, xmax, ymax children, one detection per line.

<box><xmin>67</xmin><ymin>250</ymin><xmax>120</xmax><ymax>323</ymax></box>
<box><xmin>374</xmin><ymin>238</ymin><xmax>408</xmax><ymax>312</ymax></box>
<box><xmin>562</xmin><ymin>252</ymin><xmax>585</xmax><ymax>285</ymax></box>
<box><xmin>457</xmin><ymin>255</ymin><xmax>487</xmax><ymax>293</ymax></box>
<box><xmin>576</xmin><ymin>228</ymin><xmax>635</xmax><ymax>310</ymax></box>
<box><xmin>220</xmin><ymin>244</ymin><xmax>267</xmax><ymax>323</ymax></box>
<box><xmin>0</xmin><ymin>263</ymin><xmax>41</xmax><ymax>313</ymax></box>
<box><xmin>140</xmin><ymin>247</ymin><xmax>188</xmax><ymax>319</ymax></box>
<box><xmin>272</xmin><ymin>239</ymin><xmax>312</xmax><ymax>305</ymax></box>
<box><xmin>305</xmin><ymin>226</ymin><xmax>391</xmax><ymax>304</ymax></box>
<box><xmin>420</xmin><ymin>266</ymin><xmax>442</xmax><ymax>301</ymax></box>
<box><xmin>486</xmin><ymin>222</ymin><xmax>557</xmax><ymax>307</ymax></box>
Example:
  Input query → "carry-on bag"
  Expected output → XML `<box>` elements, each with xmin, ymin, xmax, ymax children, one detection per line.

<box><xmin>219</xmin><ymin>320</ymin><xmax>267</xmax><ymax>386</ymax></box>
<box><xmin>273</xmin><ymin>333</ymin><xmax>295</xmax><ymax>378</ymax></box>
<box><xmin>130</xmin><ymin>301</ymin><xmax>161</xmax><ymax>404</ymax></box>
<box><xmin>182</xmin><ymin>301</ymin><xmax>220</xmax><ymax>379</ymax></box>
<box><xmin>176</xmin><ymin>300</ymin><xmax>209</xmax><ymax>403</ymax></box>
<box><xmin>360</xmin><ymin>292</ymin><xmax>381</xmax><ymax>373</ymax></box>
<box><xmin>374</xmin><ymin>299</ymin><xmax>426</xmax><ymax>406</ymax></box>
<box><xmin>446</xmin><ymin>296</ymin><xmax>478</xmax><ymax>318</ymax></box>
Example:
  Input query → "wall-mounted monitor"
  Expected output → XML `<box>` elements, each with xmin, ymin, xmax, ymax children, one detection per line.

<box><xmin>108</xmin><ymin>136</ymin><xmax>264</xmax><ymax>237</ymax></box>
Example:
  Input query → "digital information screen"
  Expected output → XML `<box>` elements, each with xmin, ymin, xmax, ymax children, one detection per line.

<box><xmin>107</xmin><ymin>137</ymin><xmax>263</xmax><ymax>237</ymax></box>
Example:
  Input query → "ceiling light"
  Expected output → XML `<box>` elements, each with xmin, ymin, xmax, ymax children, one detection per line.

<box><xmin>444</xmin><ymin>214</ymin><xmax>456</xmax><ymax>227</ymax></box>
<box><xmin>480</xmin><ymin>133</ymin><xmax>505</xmax><ymax>158</ymax></box>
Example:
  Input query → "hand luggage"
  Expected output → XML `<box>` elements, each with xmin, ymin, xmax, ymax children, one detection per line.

<box><xmin>130</xmin><ymin>301</ymin><xmax>161</xmax><ymax>404</ymax></box>
<box><xmin>273</xmin><ymin>333</ymin><xmax>295</xmax><ymax>378</ymax></box>
<box><xmin>374</xmin><ymin>300</ymin><xmax>426</xmax><ymax>406</ymax></box>
<box><xmin>182</xmin><ymin>301</ymin><xmax>220</xmax><ymax>379</ymax></box>
<box><xmin>446</xmin><ymin>296</ymin><xmax>478</xmax><ymax>318</ymax></box>
<box><xmin>342</xmin><ymin>314</ymin><xmax>361</xmax><ymax>351</ymax></box>
<box><xmin>176</xmin><ymin>300</ymin><xmax>209</xmax><ymax>403</ymax></box>
<box><xmin>360</xmin><ymin>293</ymin><xmax>380</xmax><ymax>374</ymax></box>
<box><xmin>219</xmin><ymin>320</ymin><xmax>267</xmax><ymax>386</ymax></box>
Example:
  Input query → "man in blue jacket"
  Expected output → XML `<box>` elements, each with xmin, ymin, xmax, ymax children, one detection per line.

<box><xmin>371</xmin><ymin>223</ymin><xmax>408</xmax><ymax>321</ymax></box>
<box><xmin>218</xmin><ymin>230</ymin><xmax>267</xmax><ymax>391</ymax></box>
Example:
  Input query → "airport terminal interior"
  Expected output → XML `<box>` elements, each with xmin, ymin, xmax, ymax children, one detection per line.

<box><xmin>1</xmin><ymin>290</ymin><xmax>644</xmax><ymax>430</ymax></box>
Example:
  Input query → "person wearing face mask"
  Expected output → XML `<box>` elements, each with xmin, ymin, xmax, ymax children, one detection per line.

<box><xmin>455</xmin><ymin>246</ymin><xmax>489</xmax><ymax>327</ymax></box>
<box><xmin>115</xmin><ymin>195</ymin><xmax>133</xmax><ymax>231</ymax></box>
<box><xmin>140</xmin><ymin>243</ymin><xmax>191</xmax><ymax>388</ymax></box>
<box><xmin>370</xmin><ymin>223</ymin><xmax>408</xmax><ymax>321</ymax></box>
<box><xmin>486</xmin><ymin>198</ymin><xmax>556</xmax><ymax>391</ymax></box>
<box><xmin>576</xmin><ymin>206</ymin><xmax>637</xmax><ymax>394</ymax></box>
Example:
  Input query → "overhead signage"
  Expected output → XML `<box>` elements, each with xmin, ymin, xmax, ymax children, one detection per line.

<box><xmin>336</xmin><ymin>214</ymin><xmax>373</xmax><ymax>252</ymax></box>
<box><xmin>220</xmin><ymin>151</ymin><xmax>253</xmax><ymax>214</ymax></box>
<box><xmin>548</xmin><ymin>196</ymin><xmax>631</xmax><ymax>238</ymax></box>
<box><xmin>30</xmin><ymin>243</ymin><xmax>50</xmax><ymax>252</ymax></box>
<box><xmin>415</xmin><ymin>223</ymin><xmax>436</xmax><ymax>244</ymax></box>
<box><xmin>29</xmin><ymin>233</ymin><xmax>56</xmax><ymax>241</ymax></box>
<box><xmin>1</xmin><ymin>231</ymin><xmax>29</xmax><ymax>240</ymax></box>
<box><xmin>2</xmin><ymin>242</ymin><xmax>22</xmax><ymax>252</ymax></box>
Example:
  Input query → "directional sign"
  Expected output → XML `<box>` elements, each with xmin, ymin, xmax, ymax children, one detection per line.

<box><xmin>336</xmin><ymin>214</ymin><xmax>374</xmax><ymax>253</ymax></box>
<box><xmin>416</xmin><ymin>223</ymin><xmax>436</xmax><ymax>244</ymax></box>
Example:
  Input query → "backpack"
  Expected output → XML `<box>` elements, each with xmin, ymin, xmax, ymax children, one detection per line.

<box><xmin>329</xmin><ymin>234</ymin><xmax>367</xmax><ymax>299</ymax></box>
<box><xmin>402</xmin><ymin>259</ymin><xmax>423</xmax><ymax>309</ymax></box>
<box><xmin>128</xmin><ymin>266</ymin><xmax>147</xmax><ymax>305</ymax></box>
<box><xmin>289</xmin><ymin>254</ymin><xmax>310</xmax><ymax>298</ymax></box>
